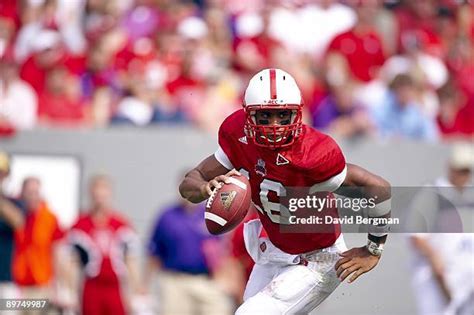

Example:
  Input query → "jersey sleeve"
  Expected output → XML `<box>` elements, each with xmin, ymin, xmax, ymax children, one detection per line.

<box><xmin>214</xmin><ymin>110</ymin><xmax>245</xmax><ymax>170</ymax></box>
<box><xmin>114</xmin><ymin>216</ymin><xmax>140</xmax><ymax>258</ymax></box>
<box><xmin>307</xmin><ymin>136</ymin><xmax>347</xmax><ymax>193</ymax></box>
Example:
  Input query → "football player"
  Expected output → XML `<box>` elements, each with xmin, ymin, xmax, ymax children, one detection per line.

<box><xmin>179</xmin><ymin>68</ymin><xmax>391</xmax><ymax>314</ymax></box>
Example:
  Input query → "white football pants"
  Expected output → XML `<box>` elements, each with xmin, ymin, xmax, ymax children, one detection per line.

<box><xmin>236</xmin><ymin>220</ymin><xmax>347</xmax><ymax>315</ymax></box>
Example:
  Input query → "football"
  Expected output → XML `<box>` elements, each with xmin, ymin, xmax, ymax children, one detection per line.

<box><xmin>205</xmin><ymin>175</ymin><xmax>251</xmax><ymax>235</ymax></box>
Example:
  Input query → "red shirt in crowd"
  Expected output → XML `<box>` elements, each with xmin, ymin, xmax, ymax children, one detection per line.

<box><xmin>327</xmin><ymin>28</ymin><xmax>386</xmax><ymax>82</ymax></box>
<box><xmin>20</xmin><ymin>54</ymin><xmax>85</xmax><ymax>95</ymax></box>
<box><xmin>394</xmin><ymin>7</ymin><xmax>442</xmax><ymax>56</ymax></box>
<box><xmin>38</xmin><ymin>93</ymin><xmax>85</xmax><ymax>124</ymax></box>
<box><xmin>438</xmin><ymin>101</ymin><xmax>474</xmax><ymax>138</ymax></box>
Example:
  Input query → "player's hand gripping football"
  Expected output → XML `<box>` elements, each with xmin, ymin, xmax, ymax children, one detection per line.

<box><xmin>200</xmin><ymin>169</ymin><xmax>241</xmax><ymax>198</ymax></box>
<box><xmin>335</xmin><ymin>246</ymin><xmax>380</xmax><ymax>283</ymax></box>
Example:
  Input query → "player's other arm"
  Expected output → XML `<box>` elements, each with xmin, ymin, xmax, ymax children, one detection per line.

<box><xmin>339</xmin><ymin>163</ymin><xmax>391</xmax><ymax>201</ymax></box>
<box><xmin>179</xmin><ymin>155</ymin><xmax>240</xmax><ymax>203</ymax></box>
<box><xmin>338</xmin><ymin>163</ymin><xmax>392</xmax><ymax>242</ymax></box>
<box><xmin>334</xmin><ymin>164</ymin><xmax>391</xmax><ymax>283</ymax></box>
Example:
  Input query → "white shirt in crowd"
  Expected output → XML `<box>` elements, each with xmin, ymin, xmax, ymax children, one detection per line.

<box><xmin>268</xmin><ymin>3</ymin><xmax>356</xmax><ymax>57</ymax></box>
<box><xmin>0</xmin><ymin>79</ymin><xmax>37</xmax><ymax>130</ymax></box>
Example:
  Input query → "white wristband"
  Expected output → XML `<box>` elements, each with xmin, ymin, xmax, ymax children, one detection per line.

<box><xmin>367</xmin><ymin>240</ymin><xmax>384</xmax><ymax>256</ymax></box>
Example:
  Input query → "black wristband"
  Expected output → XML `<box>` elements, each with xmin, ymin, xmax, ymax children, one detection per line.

<box><xmin>368</xmin><ymin>233</ymin><xmax>387</xmax><ymax>244</ymax></box>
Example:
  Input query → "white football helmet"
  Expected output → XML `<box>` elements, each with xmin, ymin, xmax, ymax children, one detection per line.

<box><xmin>243</xmin><ymin>68</ymin><xmax>303</xmax><ymax>149</ymax></box>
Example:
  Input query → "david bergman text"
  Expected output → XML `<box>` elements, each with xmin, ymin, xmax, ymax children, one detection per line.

<box><xmin>289</xmin><ymin>215</ymin><xmax>399</xmax><ymax>225</ymax></box>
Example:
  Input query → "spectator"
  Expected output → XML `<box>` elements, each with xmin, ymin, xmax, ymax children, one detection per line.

<box><xmin>445</xmin><ymin>6</ymin><xmax>474</xmax><ymax>103</ymax></box>
<box><xmin>203</xmin><ymin>8</ymin><xmax>233</xmax><ymax>69</ymax></box>
<box><xmin>80</xmin><ymin>37</ymin><xmax>124</xmax><ymax>127</ymax></box>
<box><xmin>325</xmin><ymin>0</ymin><xmax>386</xmax><ymax>85</ymax></box>
<box><xmin>372</xmin><ymin>74</ymin><xmax>438</xmax><ymax>141</ymax></box>
<box><xmin>372</xmin><ymin>0</ymin><xmax>398</xmax><ymax>57</ymax></box>
<box><xmin>267</xmin><ymin>0</ymin><xmax>356</xmax><ymax>58</ymax></box>
<box><xmin>19</xmin><ymin>29</ymin><xmax>85</xmax><ymax>97</ymax></box>
<box><xmin>0</xmin><ymin>9</ymin><xmax>17</xmax><ymax>56</ymax></box>
<box><xmin>121</xmin><ymin>1</ymin><xmax>161</xmax><ymax>42</ymax></box>
<box><xmin>0</xmin><ymin>48</ymin><xmax>37</xmax><ymax>130</ymax></box>
<box><xmin>147</xmin><ymin>199</ymin><xmax>233</xmax><ymax>315</ymax></box>
<box><xmin>381</xmin><ymin>35</ymin><xmax>449</xmax><ymax>116</ymax></box>
<box><xmin>13</xmin><ymin>0</ymin><xmax>86</xmax><ymax>62</ymax></box>
<box><xmin>67</xmin><ymin>174</ymin><xmax>143</xmax><ymax>315</ymax></box>
<box><xmin>38</xmin><ymin>67</ymin><xmax>86</xmax><ymax>127</ymax></box>
<box><xmin>394</xmin><ymin>0</ymin><xmax>442</xmax><ymax>56</ymax></box>
<box><xmin>0</xmin><ymin>152</ymin><xmax>24</xmax><ymax>300</ymax></box>
<box><xmin>113</xmin><ymin>37</ymin><xmax>178</xmax><ymax>126</ymax></box>
<box><xmin>409</xmin><ymin>143</ymin><xmax>474</xmax><ymax>315</ymax></box>
<box><xmin>312</xmin><ymin>82</ymin><xmax>374</xmax><ymax>137</ymax></box>
<box><xmin>112</xmin><ymin>72</ymin><xmax>155</xmax><ymax>126</ymax></box>
<box><xmin>436</xmin><ymin>81</ymin><xmax>474</xmax><ymax>139</ymax></box>
<box><xmin>232</xmin><ymin>12</ymin><xmax>281</xmax><ymax>76</ymax></box>
<box><xmin>0</xmin><ymin>0</ymin><xmax>470</xmax><ymax>142</ymax></box>
<box><xmin>164</xmin><ymin>35</ymin><xmax>207</xmax><ymax>123</ymax></box>
<box><xmin>12</xmin><ymin>177</ymin><xmax>64</xmax><ymax>309</ymax></box>
<box><xmin>195</xmin><ymin>69</ymin><xmax>241</xmax><ymax>132</ymax></box>
<box><xmin>80</xmin><ymin>39</ymin><xmax>121</xmax><ymax>102</ymax></box>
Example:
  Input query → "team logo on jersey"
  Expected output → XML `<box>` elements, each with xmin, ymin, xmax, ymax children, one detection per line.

<box><xmin>238</xmin><ymin>136</ymin><xmax>248</xmax><ymax>144</ymax></box>
<box><xmin>276</xmin><ymin>153</ymin><xmax>289</xmax><ymax>165</ymax></box>
<box><xmin>255</xmin><ymin>159</ymin><xmax>267</xmax><ymax>177</ymax></box>
<box><xmin>220</xmin><ymin>191</ymin><xmax>237</xmax><ymax>210</ymax></box>
<box><xmin>260</xmin><ymin>241</ymin><xmax>267</xmax><ymax>252</ymax></box>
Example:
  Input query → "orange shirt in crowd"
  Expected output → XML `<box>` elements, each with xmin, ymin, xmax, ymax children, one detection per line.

<box><xmin>13</xmin><ymin>201</ymin><xmax>63</xmax><ymax>286</ymax></box>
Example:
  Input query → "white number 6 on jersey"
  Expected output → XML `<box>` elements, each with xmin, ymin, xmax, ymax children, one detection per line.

<box><xmin>239</xmin><ymin>169</ymin><xmax>291</xmax><ymax>225</ymax></box>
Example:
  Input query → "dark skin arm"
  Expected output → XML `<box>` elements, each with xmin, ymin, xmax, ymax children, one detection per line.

<box><xmin>0</xmin><ymin>191</ymin><xmax>24</xmax><ymax>229</ymax></box>
<box><xmin>334</xmin><ymin>164</ymin><xmax>391</xmax><ymax>283</ymax></box>
<box><xmin>336</xmin><ymin>164</ymin><xmax>391</xmax><ymax>203</ymax></box>
<box><xmin>179</xmin><ymin>155</ymin><xmax>240</xmax><ymax>203</ymax></box>
<box><xmin>0</xmin><ymin>170</ymin><xmax>23</xmax><ymax>229</ymax></box>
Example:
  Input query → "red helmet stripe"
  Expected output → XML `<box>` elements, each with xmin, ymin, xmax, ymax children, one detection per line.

<box><xmin>269</xmin><ymin>69</ymin><xmax>277</xmax><ymax>99</ymax></box>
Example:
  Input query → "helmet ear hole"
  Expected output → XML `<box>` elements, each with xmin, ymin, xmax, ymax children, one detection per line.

<box><xmin>290</xmin><ymin>110</ymin><xmax>297</xmax><ymax>124</ymax></box>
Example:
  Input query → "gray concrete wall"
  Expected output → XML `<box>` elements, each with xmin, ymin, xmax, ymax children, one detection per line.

<box><xmin>0</xmin><ymin>127</ymin><xmax>455</xmax><ymax>314</ymax></box>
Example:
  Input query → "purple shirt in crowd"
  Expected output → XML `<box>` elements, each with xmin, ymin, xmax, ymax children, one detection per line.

<box><xmin>312</xmin><ymin>95</ymin><xmax>356</xmax><ymax>130</ymax></box>
<box><xmin>148</xmin><ymin>203</ymin><xmax>218</xmax><ymax>274</ymax></box>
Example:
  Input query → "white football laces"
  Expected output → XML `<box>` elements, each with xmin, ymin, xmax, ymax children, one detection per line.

<box><xmin>206</xmin><ymin>186</ymin><xmax>220</xmax><ymax>208</ymax></box>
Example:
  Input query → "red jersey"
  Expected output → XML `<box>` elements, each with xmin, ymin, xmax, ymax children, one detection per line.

<box><xmin>68</xmin><ymin>212</ymin><xmax>138</xmax><ymax>284</ymax></box>
<box><xmin>216</xmin><ymin>110</ymin><xmax>346</xmax><ymax>254</ymax></box>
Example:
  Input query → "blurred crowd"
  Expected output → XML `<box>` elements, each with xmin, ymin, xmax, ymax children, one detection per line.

<box><xmin>0</xmin><ymin>0</ymin><xmax>473</xmax><ymax>140</ymax></box>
